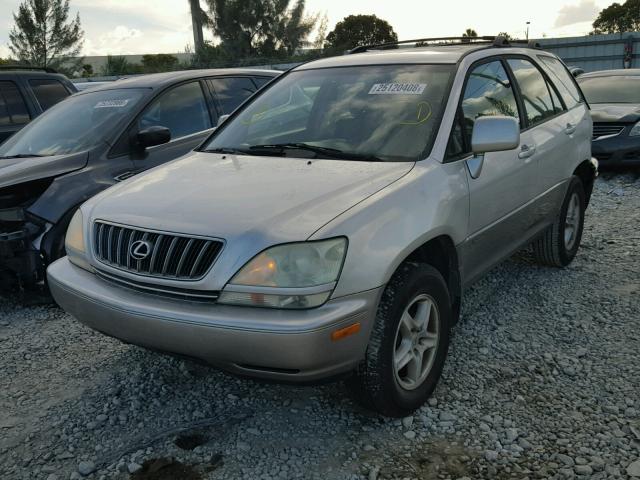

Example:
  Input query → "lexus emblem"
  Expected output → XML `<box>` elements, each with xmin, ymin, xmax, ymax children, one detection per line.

<box><xmin>130</xmin><ymin>240</ymin><xmax>153</xmax><ymax>261</ymax></box>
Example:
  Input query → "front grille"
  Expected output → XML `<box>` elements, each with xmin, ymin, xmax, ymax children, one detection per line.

<box><xmin>592</xmin><ymin>123</ymin><xmax>626</xmax><ymax>140</ymax></box>
<box><xmin>93</xmin><ymin>221</ymin><xmax>223</xmax><ymax>280</ymax></box>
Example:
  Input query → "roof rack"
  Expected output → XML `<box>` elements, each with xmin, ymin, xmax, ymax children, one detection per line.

<box><xmin>347</xmin><ymin>36</ymin><xmax>542</xmax><ymax>54</ymax></box>
<box><xmin>0</xmin><ymin>65</ymin><xmax>58</xmax><ymax>73</ymax></box>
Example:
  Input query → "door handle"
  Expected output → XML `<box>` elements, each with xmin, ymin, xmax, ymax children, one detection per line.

<box><xmin>565</xmin><ymin>123</ymin><xmax>577</xmax><ymax>135</ymax></box>
<box><xmin>518</xmin><ymin>144</ymin><xmax>536</xmax><ymax>159</ymax></box>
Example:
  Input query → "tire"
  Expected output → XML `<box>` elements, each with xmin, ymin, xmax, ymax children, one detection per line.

<box><xmin>532</xmin><ymin>176</ymin><xmax>586</xmax><ymax>267</ymax></box>
<box><xmin>348</xmin><ymin>263</ymin><xmax>452</xmax><ymax>417</ymax></box>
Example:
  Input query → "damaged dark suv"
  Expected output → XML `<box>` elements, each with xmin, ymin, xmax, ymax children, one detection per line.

<box><xmin>0</xmin><ymin>68</ymin><xmax>279</xmax><ymax>287</ymax></box>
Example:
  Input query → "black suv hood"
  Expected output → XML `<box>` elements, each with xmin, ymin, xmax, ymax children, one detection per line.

<box><xmin>0</xmin><ymin>151</ymin><xmax>88</xmax><ymax>189</ymax></box>
<box><xmin>590</xmin><ymin>104</ymin><xmax>640</xmax><ymax>123</ymax></box>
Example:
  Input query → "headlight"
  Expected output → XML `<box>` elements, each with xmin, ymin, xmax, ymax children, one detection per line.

<box><xmin>630</xmin><ymin>121</ymin><xmax>640</xmax><ymax>137</ymax></box>
<box><xmin>218</xmin><ymin>238</ymin><xmax>347</xmax><ymax>309</ymax></box>
<box><xmin>65</xmin><ymin>210</ymin><xmax>92</xmax><ymax>271</ymax></box>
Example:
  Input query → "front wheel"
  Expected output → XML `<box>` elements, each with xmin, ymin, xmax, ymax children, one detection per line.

<box><xmin>532</xmin><ymin>176</ymin><xmax>586</xmax><ymax>267</ymax></box>
<box><xmin>348</xmin><ymin>263</ymin><xmax>452</xmax><ymax>417</ymax></box>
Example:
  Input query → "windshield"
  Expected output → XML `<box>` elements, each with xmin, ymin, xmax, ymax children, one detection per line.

<box><xmin>578</xmin><ymin>76</ymin><xmax>640</xmax><ymax>104</ymax></box>
<box><xmin>0</xmin><ymin>88</ymin><xmax>148</xmax><ymax>158</ymax></box>
<box><xmin>204</xmin><ymin>64</ymin><xmax>454</xmax><ymax>162</ymax></box>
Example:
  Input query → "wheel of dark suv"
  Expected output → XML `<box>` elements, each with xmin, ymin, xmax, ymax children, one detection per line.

<box><xmin>532</xmin><ymin>176</ymin><xmax>586</xmax><ymax>267</ymax></box>
<box><xmin>349</xmin><ymin>263</ymin><xmax>452</xmax><ymax>417</ymax></box>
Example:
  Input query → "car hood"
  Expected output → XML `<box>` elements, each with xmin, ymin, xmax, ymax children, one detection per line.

<box><xmin>0</xmin><ymin>151</ymin><xmax>88</xmax><ymax>189</ymax></box>
<box><xmin>90</xmin><ymin>151</ymin><xmax>414</xmax><ymax>243</ymax></box>
<box><xmin>590</xmin><ymin>104</ymin><xmax>640</xmax><ymax>123</ymax></box>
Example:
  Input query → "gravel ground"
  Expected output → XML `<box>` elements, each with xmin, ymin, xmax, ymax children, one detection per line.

<box><xmin>1</xmin><ymin>172</ymin><xmax>639</xmax><ymax>480</ymax></box>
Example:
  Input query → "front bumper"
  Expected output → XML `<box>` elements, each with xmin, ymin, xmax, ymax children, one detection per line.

<box><xmin>592</xmin><ymin>135</ymin><xmax>640</xmax><ymax>166</ymax></box>
<box><xmin>48</xmin><ymin>257</ymin><xmax>382</xmax><ymax>382</ymax></box>
<box><xmin>0</xmin><ymin>223</ymin><xmax>44</xmax><ymax>286</ymax></box>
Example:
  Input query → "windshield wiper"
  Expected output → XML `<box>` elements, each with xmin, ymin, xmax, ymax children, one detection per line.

<box><xmin>248</xmin><ymin>143</ymin><xmax>385</xmax><ymax>162</ymax></box>
<box><xmin>204</xmin><ymin>147</ymin><xmax>251</xmax><ymax>155</ymax></box>
<box><xmin>0</xmin><ymin>153</ymin><xmax>48</xmax><ymax>159</ymax></box>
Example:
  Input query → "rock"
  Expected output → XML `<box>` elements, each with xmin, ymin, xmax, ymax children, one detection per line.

<box><xmin>237</xmin><ymin>441</ymin><xmax>251</xmax><ymax>452</ymax></box>
<box><xmin>505</xmin><ymin>428</ymin><xmax>519</xmax><ymax>443</ymax></box>
<box><xmin>46</xmin><ymin>475</ymin><xmax>59</xmax><ymax>480</ymax></box>
<box><xmin>368</xmin><ymin>467</ymin><xmax>380</xmax><ymax>480</ymax></box>
<box><xmin>403</xmin><ymin>431</ymin><xmax>416</xmax><ymax>440</ymax></box>
<box><xmin>556</xmin><ymin>454</ymin><xmax>575</xmax><ymax>466</ymax></box>
<box><xmin>246</xmin><ymin>428</ymin><xmax>261</xmax><ymax>435</ymax></box>
<box><xmin>627</xmin><ymin>459</ymin><xmax>640</xmax><ymax>477</ymax></box>
<box><xmin>77</xmin><ymin>461</ymin><xmax>95</xmax><ymax>476</ymax></box>
<box><xmin>127</xmin><ymin>462</ymin><xmax>142</xmax><ymax>474</ymax></box>
<box><xmin>439</xmin><ymin>412</ymin><xmax>456</xmax><ymax>422</ymax></box>
<box><xmin>363</xmin><ymin>444</ymin><xmax>375</xmax><ymax>451</ymax></box>
<box><xmin>574</xmin><ymin>464</ymin><xmax>592</xmax><ymax>476</ymax></box>
<box><xmin>401</xmin><ymin>416</ymin><xmax>414</xmax><ymax>428</ymax></box>
<box><xmin>484</xmin><ymin>450</ymin><xmax>499</xmax><ymax>461</ymax></box>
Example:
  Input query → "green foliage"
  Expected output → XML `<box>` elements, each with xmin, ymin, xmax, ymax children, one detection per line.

<box><xmin>101</xmin><ymin>55</ymin><xmax>131</xmax><ymax>76</ymax></box>
<box><xmin>141</xmin><ymin>54</ymin><xmax>179</xmax><ymax>73</ymax></box>
<box><xmin>81</xmin><ymin>63</ymin><xmax>93</xmax><ymax>77</ymax></box>
<box><xmin>324</xmin><ymin>15</ymin><xmax>397</xmax><ymax>54</ymax></box>
<box><xmin>9</xmin><ymin>0</ymin><xmax>84</xmax><ymax>69</ymax></box>
<box><xmin>497</xmin><ymin>32</ymin><xmax>513</xmax><ymax>41</ymax></box>
<box><xmin>462</xmin><ymin>28</ymin><xmax>478</xmax><ymax>38</ymax></box>
<box><xmin>592</xmin><ymin>0</ymin><xmax>640</xmax><ymax>33</ymax></box>
<box><xmin>203</xmin><ymin>0</ymin><xmax>316</xmax><ymax>58</ymax></box>
<box><xmin>0</xmin><ymin>58</ymin><xmax>13</xmax><ymax>65</ymax></box>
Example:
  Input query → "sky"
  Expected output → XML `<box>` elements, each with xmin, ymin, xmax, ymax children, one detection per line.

<box><xmin>0</xmin><ymin>0</ymin><xmax>619</xmax><ymax>58</ymax></box>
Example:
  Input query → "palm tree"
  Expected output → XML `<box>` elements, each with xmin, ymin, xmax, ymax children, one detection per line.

<box><xmin>189</xmin><ymin>0</ymin><xmax>204</xmax><ymax>53</ymax></box>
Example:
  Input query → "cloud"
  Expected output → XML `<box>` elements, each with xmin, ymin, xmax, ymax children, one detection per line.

<box><xmin>555</xmin><ymin>0</ymin><xmax>600</xmax><ymax>28</ymax></box>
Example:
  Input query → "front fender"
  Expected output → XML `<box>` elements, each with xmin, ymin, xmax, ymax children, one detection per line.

<box><xmin>310</xmin><ymin>159</ymin><xmax>470</xmax><ymax>299</ymax></box>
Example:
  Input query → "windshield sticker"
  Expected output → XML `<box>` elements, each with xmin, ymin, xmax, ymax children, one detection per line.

<box><xmin>94</xmin><ymin>99</ymin><xmax>130</xmax><ymax>109</ymax></box>
<box><xmin>368</xmin><ymin>83</ymin><xmax>427</xmax><ymax>95</ymax></box>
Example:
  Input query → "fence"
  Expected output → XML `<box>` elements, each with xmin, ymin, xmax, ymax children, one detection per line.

<box><xmin>538</xmin><ymin>32</ymin><xmax>639</xmax><ymax>72</ymax></box>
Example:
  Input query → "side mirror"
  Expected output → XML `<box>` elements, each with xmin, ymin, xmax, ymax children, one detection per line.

<box><xmin>137</xmin><ymin>126</ymin><xmax>171</xmax><ymax>150</ymax></box>
<box><xmin>471</xmin><ymin>116</ymin><xmax>520</xmax><ymax>154</ymax></box>
<box><xmin>217</xmin><ymin>114</ymin><xmax>230</xmax><ymax>127</ymax></box>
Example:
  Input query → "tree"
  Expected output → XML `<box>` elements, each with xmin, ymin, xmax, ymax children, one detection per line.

<box><xmin>8</xmin><ymin>0</ymin><xmax>83</xmax><ymax>69</ymax></box>
<box><xmin>497</xmin><ymin>32</ymin><xmax>513</xmax><ymax>41</ymax></box>
<box><xmin>325</xmin><ymin>15</ymin><xmax>397</xmax><ymax>54</ymax></box>
<box><xmin>203</xmin><ymin>0</ymin><xmax>316</xmax><ymax>58</ymax></box>
<box><xmin>592</xmin><ymin>0</ymin><xmax>640</xmax><ymax>33</ymax></box>
<box><xmin>81</xmin><ymin>63</ymin><xmax>93</xmax><ymax>77</ymax></box>
<box><xmin>141</xmin><ymin>54</ymin><xmax>179</xmax><ymax>73</ymax></box>
<box><xmin>101</xmin><ymin>55</ymin><xmax>130</xmax><ymax>76</ymax></box>
<box><xmin>461</xmin><ymin>28</ymin><xmax>478</xmax><ymax>43</ymax></box>
<box><xmin>189</xmin><ymin>0</ymin><xmax>205</xmax><ymax>53</ymax></box>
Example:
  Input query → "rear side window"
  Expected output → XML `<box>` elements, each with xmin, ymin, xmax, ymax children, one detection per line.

<box><xmin>449</xmin><ymin>60</ymin><xmax>520</xmax><ymax>156</ymax></box>
<box><xmin>0</xmin><ymin>81</ymin><xmax>30</xmax><ymax>125</ymax></box>
<box><xmin>538</xmin><ymin>56</ymin><xmax>582</xmax><ymax>109</ymax></box>
<box><xmin>29</xmin><ymin>79</ymin><xmax>70</xmax><ymax>110</ymax></box>
<box><xmin>507</xmin><ymin>58</ymin><xmax>558</xmax><ymax>127</ymax></box>
<box><xmin>208</xmin><ymin>77</ymin><xmax>256</xmax><ymax>114</ymax></box>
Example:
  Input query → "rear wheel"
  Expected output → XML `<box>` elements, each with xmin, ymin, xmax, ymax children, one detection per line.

<box><xmin>348</xmin><ymin>263</ymin><xmax>452</xmax><ymax>417</ymax></box>
<box><xmin>532</xmin><ymin>176</ymin><xmax>586</xmax><ymax>267</ymax></box>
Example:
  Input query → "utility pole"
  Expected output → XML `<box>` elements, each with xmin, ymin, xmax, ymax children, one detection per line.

<box><xmin>526</xmin><ymin>21</ymin><xmax>531</xmax><ymax>41</ymax></box>
<box><xmin>189</xmin><ymin>0</ymin><xmax>204</xmax><ymax>54</ymax></box>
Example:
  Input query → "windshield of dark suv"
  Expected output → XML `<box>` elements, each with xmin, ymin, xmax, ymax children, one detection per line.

<box><xmin>204</xmin><ymin>64</ymin><xmax>454</xmax><ymax>162</ymax></box>
<box><xmin>578</xmin><ymin>76</ymin><xmax>640</xmax><ymax>104</ymax></box>
<box><xmin>0</xmin><ymin>88</ymin><xmax>147</xmax><ymax>158</ymax></box>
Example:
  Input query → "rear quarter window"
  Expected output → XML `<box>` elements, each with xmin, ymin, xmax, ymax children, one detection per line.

<box><xmin>537</xmin><ymin>56</ymin><xmax>582</xmax><ymax>109</ymax></box>
<box><xmin>29</xmin><ymin>79</ymin><xmax>71</xmax><ymax>111</ymax></box>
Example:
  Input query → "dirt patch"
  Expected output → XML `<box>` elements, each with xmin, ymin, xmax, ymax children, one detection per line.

<box><xmin>130</xmin><ymin>458</ymin><xmax>202</xmax><ymax>480</ymax></box>
<box><xmin>174</xmin><ymin>433</ymin><xmax>208</xmax><ymax>450</ymax></box>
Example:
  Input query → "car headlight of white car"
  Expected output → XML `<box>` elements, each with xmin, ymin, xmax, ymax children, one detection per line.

<box><xmin>218</xmin><ymin>237</ymin><xmax>347</xmax><ymax>309</ymax></box>
<box><xmin>65</xmin><ymin>210</ymin><xmax>92</xmax><ymax>272</ymax></box>
<box><xmin>630</xmin><ymin>120</ymin><xmax>640</xmax><ymax>137</ymax></box>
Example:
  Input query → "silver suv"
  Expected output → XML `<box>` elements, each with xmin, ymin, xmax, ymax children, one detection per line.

<box><xmin>48</xmin><ymin>37</ymin><xmax>597</xmax><ymax>416</ymax></box>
